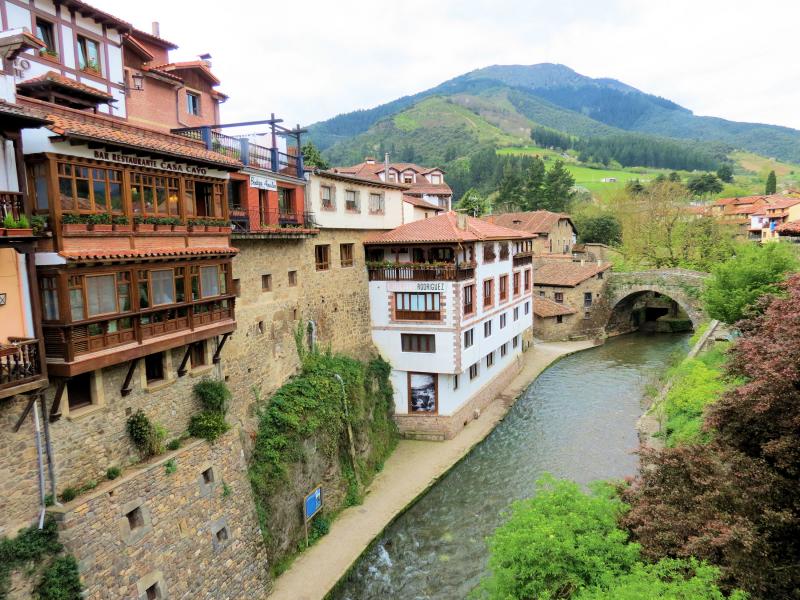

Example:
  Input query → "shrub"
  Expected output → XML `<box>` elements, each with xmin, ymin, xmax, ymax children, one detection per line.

<box><xmin>126</xmin><ymin>410</ymin><xmax>164</xmax><ymax>458</ymax></box>
<box><xmin>16</xmin><ymin>214</ymin><xmax>30</xmax><ymax>229</ymax></box>
<box><xmin>86</xmin><ymin>213</ymin><xmax>110</xmax><ymax>225</ymax></box>
<box><xmin>166</xmin><ymin>438</ymin><xmax>181</xmax><ymax>451</ymax></box>
<box><xmin>188</xmin><ymin>411</ymin><xmax>230</xmax><ymax>441</ymax></box>
<box><xmin>111</xmin><ymin>215</ymin><xmax>128</xmax><ymax>225</ymax></box>
<box><xmin>164</xmin><ymin>459</ymin><xmax>177</xmax><ymax>475</ymax></box>
<box><xmin>31</xmin><ymin>214</ymin><xmax>47</xmax><ymax>234</ymax></box>
<box><xmin>106</xmin><ymin>466</ymin><xmax>121</xmax><ymax>480</ymax></box>
<box><xmin>59</xmin><ymin>487</ymin><xmax>77</xmax><ymax>503</ymax></box>
<box><xmin>60</xmin><ymin>213</ymin><xmax>84</xmax><ymax>224</ymax></box>
<box><xmin>193</xmin><ymin>378</ymin><xmax>231</xmax><ymax>413</ymax></box>
<box><xmin>2</xmin><ymin>213</ymin><xmax>15</xmax><ymax>229</ymax></box>
<box><xmin>0</xmin><ymin>518</ymin><xmax>68</xmax><ymax>598</ymax></box>
<box><xmin>476</xmin><ymin>475</ymin><xmax>639</xmax><ymax>599</ymax></box>
<box><xmin>35</xmin><ymin>555</ymin><xmax>82</xmax><ymax>600</ymax></box>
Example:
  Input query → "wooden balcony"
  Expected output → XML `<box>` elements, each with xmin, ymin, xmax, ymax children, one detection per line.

<box><xmin>0</xmin><ymin>191</ymin><xmax>24</xmax><ymax>221</ymax></box>
<box><xmin>42</xmin><ymin>296</ymin><xmax>235</xmax><ymax>376</ymax></box>
<box><xmin>513</xmin><ymin>252</ymin><xmax>533</xmax><ymax>267</ymax></box>
<box><xmin>367</xmin><ymin>262</ymin><xmax>476</xmax><ymax>282</ymax></box>
<box><xmin>0</xmin><ymin>338</ymin><xmax>47</xmax><ymax>400</ymax></box>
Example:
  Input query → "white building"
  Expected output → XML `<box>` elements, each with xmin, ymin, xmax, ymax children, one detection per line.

<box><xmin>364</xmin><ymin>212</ymin><xmax>535</xmax><ymax>440</ymax></box>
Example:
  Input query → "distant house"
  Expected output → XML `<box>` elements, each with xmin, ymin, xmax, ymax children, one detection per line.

<box><xmin>710</xmin><ymin>194</ymin><xmax>800</xmax><ymax>240</ymax></box>
<box><xmin>600</xmin><ymin>177</ymin><xmax>617</xmax><ymax>183</ymax></box>
<box><xmin>485</xmin><ymin>211</ymin><xmax>577</xmax><ymax>255</ymax></box>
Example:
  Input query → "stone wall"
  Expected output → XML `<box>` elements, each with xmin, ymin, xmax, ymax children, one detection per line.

<box><xmin>49</xmin><ymin>432</ymin><xmax>268</xmax><ymax>600</ymax></box>
<box><xmin>534</xmin><ymin>271</ymin><xmax>608</xmax><ymax>341</ymax></box>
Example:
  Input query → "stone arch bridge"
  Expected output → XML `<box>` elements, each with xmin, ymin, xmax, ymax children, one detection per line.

<box><xmin>596</xmin><ymin>269</ymin><xmax>708</xmax><ymax>336</ymax></box>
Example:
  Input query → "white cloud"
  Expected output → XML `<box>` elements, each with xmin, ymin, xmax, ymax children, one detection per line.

<box><xmin>98</xmin><ymin>0</ymin><xmax>800</xmax><ymax>130</ymax></box>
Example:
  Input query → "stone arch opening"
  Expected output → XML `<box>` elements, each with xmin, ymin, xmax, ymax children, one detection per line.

<box><xmin>607</xmin><ymin>290</ymin><xmax>696</xmax><ymax>336</ymax></box>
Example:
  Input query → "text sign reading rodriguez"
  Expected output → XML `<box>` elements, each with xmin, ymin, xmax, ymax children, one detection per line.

<box><xmin>250</xmin><ymin>175</ymin><xmax>277</xmax><ymax>191</ymax></box>
<box><xmin>416</xmin><ymin>282</ymin><xmax>446</xmax><ymax>292</ymax></box>
<box><xmin>304</xmin><ymin>486</ymin><xmax>323</xmax><ymax>522</ymax></box>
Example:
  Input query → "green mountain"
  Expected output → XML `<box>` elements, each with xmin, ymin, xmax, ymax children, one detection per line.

<box><xmin>308</xmin><ymin>63</ymin><xmax>800</xmax><ymax>165</ymax></box>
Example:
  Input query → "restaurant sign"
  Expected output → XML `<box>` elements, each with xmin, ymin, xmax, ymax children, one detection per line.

<box><xmin>250</xmin><ymin>175</ymin><xmax>277</xmax><ymax>191</ymax></box>
<box><xmin>92</xmin><ymin>150</ymin><xmax>209</xmax><ymax>175</ymax></box>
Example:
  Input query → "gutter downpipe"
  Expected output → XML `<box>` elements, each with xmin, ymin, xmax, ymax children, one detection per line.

<box><xmin>39</xmin><ymin>393</ymin><xmax>58</xmax><ymax>506</ymax></box>
<box><xmin>32</xmin><ymin>396</ymin><xmax>47</xmax><ymax>528</ymax></box>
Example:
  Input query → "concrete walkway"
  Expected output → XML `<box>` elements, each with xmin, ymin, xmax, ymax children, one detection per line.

<box><xmin>267</xmin><ymin>340</ymin><xmax>595</xmax><ymax>600</ymax></box>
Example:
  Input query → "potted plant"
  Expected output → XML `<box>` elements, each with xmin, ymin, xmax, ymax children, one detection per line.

<box><xmin>82</xmin><ymin>58</ymin><xmax>100</xmax><ymax>75</ymax></box>
<box><xmin>61</xmin><ymin>213</ymin><xmax>88</xmax><ymax>233</ymax></box>
<box><xmin>39</xmin><ymin>48</ymin><xmax>59</xmax><ymax>62</ymax></box>
<box><xmin>171</xmin><ymin>217</ymin><xmax>187</xmax><ymax>233</ymax></box>
<box><xmin>134</xmin><ymin>215</ymin><xmax>154</xmax><ymax>232</ymax></box>
<box><xmin>30</xmin><ymin>215</ymin><xmax>48</xmax><ymax>236</ymax></box>
<box><xmin>112</xmin><ymin>215</ymin><xmax>131</xmax><ymax>232</ymax></box>
<box><xmin>153</xmin><ymin>217</ymin><xmax>172</xmax><ymax>232</ymax></box>
<box><xmin>87</xmin><ymin>213</ymin><xmax>112</xmax><ymax>232</ymax></box>
<box><xmin>6</xmin><ymin>214</ymin><xmax>33</xmax><ymax>237</ymax></box>
<box><xmin>187</xmin><ymin>218</ymin><xmax>207</xmax><ymax>233</ymax></box>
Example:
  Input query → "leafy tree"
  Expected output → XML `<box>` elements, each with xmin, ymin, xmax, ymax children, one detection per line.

<box><xmin>399</xmin><ymin>143</ymin><xmax>416</xmax><ymax>162</ymax></box>
<box><xmin>702</xmin><ymin>243</ymin><xmax>798</xmax><ymax>324</ymax></box>
<box><xmin>716</xmin><ymin>164</ymin><xmax>734</xmax><ymax>183</ymax></box>
<box><xmin>496</xmin><ymin>162</ymin><xmax>522</xmax><ymax>210</ymax></box>
<box><xmin>625</xmin><ymin>179</ymin><xmax>645</xmax><ymax>194</ymax></box>
<box><xmin>519</xmin><ymin>157</ymin><xmax>546</xmax><ymax>210</ymax></box>
<box><xmin>541</xmin><ymin>159</ymin><xmax>575</xmax><ymax>212</ymax></box>
<box><xmin>676</xmin><ymin>217</ymin><xmax>737</xmax><ymax>272</ymax></box>
<box><xmin>457</xmin><ymin>188</ymin><xmax>491</xmax><ymax>217</ymax></box>
<box><xmin>301</xmin><ymin>141</ymin><xmax>330</xmax><ymax>169</ymax></box>
<box><xmin>477</xmin><ymin>476</ymin><xmax>640</xmax><ymax>600</ymax></box>
<box><xmin>686</xmin><ymin>173</ymin><xmax>724</xmax><ymax>197</ymax></box>
<box><xmin>765</xmin><ymin>170</ymin><xmax>777</xmax><ymax>194</ymax></box>
<box><xmin>576</xmin><ymin>214</ymin><xmax>622</xmax><ymax>246</ymax></box>
<box><xmin>668</xmin><ymin>171</ymin><xmax>682</xmax><ymax>182</ymax></box>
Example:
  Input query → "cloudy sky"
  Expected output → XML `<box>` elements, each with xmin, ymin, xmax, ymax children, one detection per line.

<box><xmin>99</xmin><ymin>0</ymin><xmax>800</xmax><ymax>130</ymax></box>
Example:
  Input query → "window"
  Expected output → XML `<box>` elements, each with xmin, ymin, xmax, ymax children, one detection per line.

<box><xmin>483</xmin><ymin>278</ymin><xmax>494</xmax><ymax>309</ymax></box>
<box><xmin>485</xmin><ymin>352</ymin><xmax>494</xmax><ymax>368</ymax></box>
<box><xmin>584</xmin><ymin>292</ymin><xmax>593</xmax><ymax>307</ymax></box>
<box><xmin>151</xmin><ymin>270</ymin><xmax>175</xmax><ymax>306</ymax></box>
<box><xmin>340</xmin><ymin>243</ymin><xmax>354</xmax><ymax>267</ymax></box>
<box><xmin>484</xmin><ymin>319</ymin><xmax>492</xmax><ymax>338</ymax></box>
<box><xmin>430</xmin><ymin>174</ymin><xmax>441</xmax><ymax>184</ymax></box>
<box><xmin>200</xmin><ymin>265</ymin><xmax>223</xmax><ymax>297</ymax></box>
<box><xmin>499</xmin><ymin>242</ymin><xmax>510</xmax><ymax>260</ymax></box>
<box><xmin>395</xmin><ymin>292</ymin><xmax>441</xmax><ymax>320</ymax></box>
<box><xmin>215</xmin><ymin>526</ymin><xmax>229</xmax><ymax>543</ymax></box>
<box><xmin>145</xmin><ymin>584</ymin><xmax>162</xmax><ymax>600</ymax></box>
<box><xmin>403</xmin><ymin>173</ymin><xmax>414</xmax><ymax>184</ymax></box>
<box><xmin>524</xmin><ymin>269</ymin><xmax>531</xmax><ymax>291</ymax></box>
<box><xmin>368</xmin><ymin>192</ymin><xmax>384</xmax><ymax>214</ymax></box>
<box><xmin>35</xmin><ymin>18</ymin><xmax>56</xmax><ymax>55</ymax></box>
<box><xmin>513</xmin><ymin>307</ymin><xmax>519</xmax><ymax>321</ymax></box>
<box><xmin>469</xmin><ymin>362</ymin><xmax>479</xmax><ymax>380</ymax></box>
<box><xmin>278</xmin><ymin>187</ymin><xmax>293</xmax><ymax>215</ymax></box>
<box><xmin>321</xmin><ymin>185</ymin><xmax>334</xmax><ymax>209</ymax></box>
<box><xmin>464</xmin><ymin>284</ymin><xmax>475</xmax><ymax>315</ymax></box>
<box><xmin>190</xmin><ymin>341</ymin><xmax>207</xmax><ymax>369</ymax></box>
<box><xmin>144</xmin><ymin>353</ymin><xmax>164</xmax><ymax>383</ymax></box>
<box><xmin>130</xmin><ymin>173</ymin><xmax>180</xmax><ymax>217</ymax></box>
<box><xmin>525</xmin><ymin>301</ymin><xmax>530</xmax><ymax>315</ymax></box>
<box><xmin>228</xmin><ymin>180</ymin><xmax>245</xmax><ymax>211</ymax></box>
<box><xmin>202</xmin><ymin>468</ymin><xmax>215</xmax><ymax>485</ymax></box>
<box><xmin>539</xmin><ymin>290</ymin><xmax>545</xmax><ymax>297</ymax></box>
<box><xmin>500</xmin><ymin>313</ymin><xmax>507</xmax><ymax>329</ymax></box>
<box><xmin>513</xmin><ymin>272</ymin><xmax>520</xmax><ymax>295</ymax></box>
<box><xmin>483</xmin><ymin>243</ymin><xmax>496</xmax><ymax>263</ymax></box>
<box><xmin>401</xmin><ymin>334</ymin><xmax>436</xmax><ymax>353</ymax></box>
<box><xmin>186</xmin><ymin>91</ymin><xmax>200</xmax><ymax>115</ymax></box>
<box><xmin>315</xmin><ymin>245</ymin><xmax>330</xmax><ymax>270</ymax></box>
<box><xmin>556</xmin><ymin>315</ymin><xmax>564</xmax><ymax>324</ymax></box>
<box><xmin>86</xmin><ymin>274</ymin><xmax>117</xmax><ymax>316</ymax></box>
<box><xmin>345</xmin><ymin>190</ymin><xmax>359</xmax><ymax>211</ymax></box>
<box><xmin>77</xmin><ymin>35</ymin><xmax>100</xmax><ymax>72</ymax></box>
<box><xmin>67</xmin><ymin>372</ymin><xmax>92</xmax><ymax>410</ymax></box>
<box><xmin>464</xmin><ymin>328</ymin><xmax>474</xmax><ymax>348</ymax></box>
<box><xmin>40</xmin><ymin>276</ymin><xmax>59</xmax><ymax>320</ymax></box>
<box><xmin>501</xmin><ymin>343</ymin><xmax>508</xmax><ymax>357</ymax></box>
<box><xmin>408</xmin><ymin>373</ymin><xmax>437</xmax><ymax>413</ymax></box>
<box><xmin>58</xmin><ymin>164</ymin><xmax>123</xmax><ymax>213</ymax></box>
<box><xmin>262</xmin><ymin>274</ymin><xmax>272</xmax><ymax>291</ymax></box>
<box><xmin>126</xmin><ymin>506</ymin><xmax>144</xmax><ymax>531</ymax></box>
<box><xmin>554</xmin><ymin>292</ymin><xmax>564</xmax><ymax>304</ymax></box>
<box><xmin>513</xmin><ymin>335</ymin><xmax>519</xmax><ymax>348</ymax></box>
<box><xmin>584</xmin><ymin>310</ymin><xmax>591</xmax><ymax>320</ymax></box>
<box><xmin>499</xmin><ymin>275</ymin><xmax>508</xmax><ymax>301</ymax></box>
<box><xmin>288</xmin><ymin>270</ymin><xmax>297</xmax><ymax>286</ymax></box>
<box><xmin>597</xmin><ymin>270</ymin><xmax>604</xmax><ymax>280</ymax></box>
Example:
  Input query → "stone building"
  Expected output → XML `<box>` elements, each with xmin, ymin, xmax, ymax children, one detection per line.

<box><xmin>533</xmin><ymin>260</ymin><xmax>610</xmax><ymax>341</ymax></box>
<box><xmin>487</xmin><ymin>210</ymin><xmax>577</xmax><ymax>256</ymax></box>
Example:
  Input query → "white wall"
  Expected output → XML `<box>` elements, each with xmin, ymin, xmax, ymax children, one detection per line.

<box><xmin>306</xmin><ymin>174</ymin><xmax>405</xmax><ymax>230</ymax></box>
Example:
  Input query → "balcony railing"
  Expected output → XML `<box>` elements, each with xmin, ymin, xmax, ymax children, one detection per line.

<box><xmin>0</xmin><ymin>337</ymin><xmax>44</xmax><ymax>395</ymax></box>
<box><xmin>42</xmin><ymin>297</ymin><xmax>234</xmax><ymax>362</ymax></box>
<box><xmin>229</xmin><ymin>206</ymin><xmax>318</xmax><ymax>234</ymax></box>
<box><xmin>513</xmin><ymin>252</ymin><xmax>533</xmax><ymax>267</ymax></box>
<box><xmin>0</xmin><ymin>191</ymin><xmax>24</xmax><ymax>221</ymax></box>
<box><xmin>367</xmin><ymin>262</ymin><xmax>476</xmax><ymax>282</ymax></box>
<box><xmin>171</xmin><ymin>127</ymin><xmax>304</xmax><ymax>179</ymax></box>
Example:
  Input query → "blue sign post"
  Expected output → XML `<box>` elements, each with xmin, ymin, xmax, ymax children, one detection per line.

<box><xmin>303</xmin><ymin>486</ymin><xmax>323</xmax><ymax>547</ymax></box>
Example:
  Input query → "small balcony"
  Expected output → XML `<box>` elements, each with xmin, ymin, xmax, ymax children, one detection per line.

<box><xmin>172</xmin><ymin>127</ymin><xmax>304</xmax><ymax>179</ymax></box>
<box><xmin>513</xmin><ymin>251</ymin><xmax>533</xmax><ymax>267</ymax></box>
<box><xmin>229</xmin><ymin>206</ymin><xmax>319</xmax><ymax>239</ymax></box>
<box><xmin>0</xmin><ymin>338</ymin><xmax>47</xmax><ymax>400</ymax></box>
<box><xmin>367</xmin><ymin>262</ymin><xmax>476</xmax><ymax>282</ymax></box>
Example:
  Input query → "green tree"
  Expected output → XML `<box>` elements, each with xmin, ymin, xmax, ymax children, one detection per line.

<box><xmin>687</xmin><ymin>173</ymin><xmax>724</xmax><ymax>197</ymax></box>
<box><xmin>497</xmin><ymin>162</ymin><xmax>522</xmax><ymax>210</ymax></box>
<box><xmin>668</xmin><ymin>171</ymin><xmax>682</xmax><ymax>182</ymax></box>
<box><xmin>625</xmin><ymin>179</ymin><xmax>645</xmax><ymax>194</ymax></box>
<box><xmin>576</xmin><ymin>214</ymin><xmax>622</xmax><ymax>246</ymax></box>
<box><xmin>301</xmin><ymin>141</ymin><xmax>330</xmax><ymax>169</ymax></box>
<box><xmin>716</xmin><ymin>164</ymin><xmax>734</xmax><ymax>183</ymax></box>
<box><xmin>519</xmin><ymin>157</ymin><xmax>545</xmax><ymax>210</ymax></box>
<box><xmin>541</xmin><ymin>159</ymin><xmax>575</xmax><ymax>212</ymax></box>
<box><xmin>702</xmin><ymin>243</ymin><xmax>798</xmax><ymax>324</ymax></box>
<box><xmin>457</xmin><ymin>188</ymin><xmax>491</xmax><ymax>217</ymax></box>
<box><xmin>765</xmin><ymin>170</ymin><xmax>777</xmax><ymax>194</ymax></box>
<box><xmin>476</xmin><ymin>475</ymin><xmax>640</xmax><ymax>600</ymax></box>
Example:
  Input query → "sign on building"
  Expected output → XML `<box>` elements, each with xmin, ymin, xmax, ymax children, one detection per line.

<box><xmin>250</xmin><ymin>175</ymin><xmax>277</xmax><ymax>191</ymax></box>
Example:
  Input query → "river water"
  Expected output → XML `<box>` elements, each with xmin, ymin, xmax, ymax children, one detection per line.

<box><xmin>333</xmin><ymin>332</ymin><xmax>690</xmax><ymax>600</ymax></box>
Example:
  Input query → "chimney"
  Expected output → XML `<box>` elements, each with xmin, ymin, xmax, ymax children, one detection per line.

<box><xmin>364</xmin><ymin>156</ymin><xmax>375</xmax><ymax>165</ymax></box>
<box><xmin>457</xmin><ymin>214</ymin><xmax>468</xmax><ymax>230</ymax></box>
<box><xmin>384</xmin><ymin>152</ymin><xmax>389</xmax><ymax>181</ymax></box>
<box><xmin>152</xmin><ymin>21</ymin><xmax>160</xmax><ymax>37</ymax></box>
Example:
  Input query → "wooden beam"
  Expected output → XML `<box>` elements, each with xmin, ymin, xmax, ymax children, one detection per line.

<box><xmin>176</xmin><ymin>345</ymin><xmax>191</xmax><ymax>377</ymax></box>
<box><xmin>212</xmin><ymin>332</ymin><xmax>230</xmax><ymax>364</ymax></box>
<box><xmin>120</xmin><ymin>357</ymin><xmax>139</xmax><ymax>397</ymax></box>
<box><xmin>13</xmin><ymin>393</ymin><xmax>37</xmax><ymax>432</ymax></box>
<box><xmin>49</xmin><ymin>379</ymin><xmax>66</xmax><ymax>422</ymax></box>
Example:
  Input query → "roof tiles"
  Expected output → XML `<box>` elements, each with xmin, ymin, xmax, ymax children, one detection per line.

<box><xmin>59</xmin><ymin>247</ymin><xmax>238</xmax><ymax>262</ymax></box>
<box><xmin>534</xmin><ymin>297</ymin><xmax>577</xmax><ymax>318</ymax></box>
<box><xmin>534</xmin><ymin>261</ymin><xmax>610</xmax><ymax>287</ymax></box>
<box><xmin>488</xmin><ymin>211</ymin><xmax>574</xmax><ymax>235</ymax></box>
<box><xmin>364</xmin><ymin>211</ymin><xmax>533</xmax><ymax>244</ymax></box>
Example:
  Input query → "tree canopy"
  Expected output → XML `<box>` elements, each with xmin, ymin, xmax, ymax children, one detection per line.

<box><xmin>575</xmin><ymin>214</ymin><xmax>622</xmax><ymax>246</ymax></box>
<box><xmin>765</xmin><ymin>170</ymin><xmax>777</xmax><ymax>194</ymax></box>
<box><xmin>686</xmin><ymin>173</ymin><xmax>724</xmax><ymax>197</ymax></box>
<box><xmin>301</xmin><ymin>141</ymin><xmax>330</xmax><ymax>169</ymax></box>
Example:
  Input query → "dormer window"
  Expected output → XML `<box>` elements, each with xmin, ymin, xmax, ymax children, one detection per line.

<box><xmin>36</xmin><ymin>18</ymin><xmax>57</xmax><ymax>57</ymax></box>
<box><xmin>77</xmin><ymin>36</ymin><xmax>101</xmax><ymax>73</ymax></box>
<box><xmin>430</xmin><ymin>174</ymin><xmax>441</xmax><ymax>184</ymax></box>
<box><xmin>403</xmin><ymin>173</ymin><xmax>413</xmax><ymax>184</ymax></box>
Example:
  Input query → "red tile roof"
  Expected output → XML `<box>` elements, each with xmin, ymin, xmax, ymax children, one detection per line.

<box><xmin>57</xmin><ymin>0</ymin><xmax>132</xmax><ymax>33</ymax></box>
<box><xmin>535</xmin><ymin>261</ymin><xmax>610</xmax><ymax>286</ymax></box>
<box><xmin>315</xmin><ymin>169</ymin><xmax>408</xmax><ymax>190</ymax></box>
<box><xmin>0</xmin><ymin>100</ymin><xmax>51</xmax><ymax>126</ymax></box>
<box><xmin>151</xmin><ymin>61</ymin><xmax>221</xmax><ymax>86</ymax></box>
<box><xmin>403</xmin><ymin>194</ymin><xmax>444</xmax><ymax>211</ymax></box>
<box><xmin>130</xmin><ymin>27</ymin><xmax>178</xmax><ymax>50</ymax></box>
<box><xmin>122</xmin><ymin>34</ymin><xmax>155</xmax><ymax>61</ymax></box>
<box><xmin>534</xmin><ymin>297</ymin><xmax>577</xmax><ymax>318</ymax></box>
<box><xmin>405</xmin><ymin>183</ymin><xmax>453</xmax><ymax>196</ymax></box>
<box><xmin>19</xmin><ymin>98</ymin><xmax>242</xmax><ymax>169</ymax></box>
<box><xmin>487</xmin><ymin>211</ymin><xmax>575</xmax><ymax>235</ymax></box>
<box><xmin>59</xmin><ymin>247</ymin><xmax>238</xmax><ymax>262</ymax></box>
<box><xmin>364</xmin><ymin>211</ymin><xmax>532</xmax><ymax>244</ymax></box>
<box><xmin>18</xmin><ymin>71</ymin><xmax>113</xmax><ymax>101</ymax></box>
<box><xmin>776</xmin><ymin>220</ymin><xmax>800</xmax><ymax>235</ymax></box>
<box><xmin>765</xmin><ymin>197</ymin><xmax>800</xmax><ymax>210</ymax></box>
<box><xmin>334</xmin><ymin>161</ymin><xmax>451</xmax><ymax>195</ymax></box>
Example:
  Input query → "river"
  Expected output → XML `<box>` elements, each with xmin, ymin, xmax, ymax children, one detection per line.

<box><xmin>332</xmin><ymin>332</ymin><xmax>690</xmax><ymax>600</ymax></box>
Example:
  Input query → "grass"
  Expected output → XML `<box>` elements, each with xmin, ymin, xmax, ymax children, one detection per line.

<box><xmin>731</xmin><ymin>150</ymin><xmax>798</xmax><ymax>178</ymax></box>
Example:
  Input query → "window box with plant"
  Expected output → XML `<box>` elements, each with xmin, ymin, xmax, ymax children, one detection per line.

<box><xmin>112</xmin><ymin>215</ymin><xmax>131</xmax><ymax>232</ymax></box>
<box><xmin>81</xmin><ymin>58</ymin><xmax>100</xmax><ymax>75</ymax></box>
<box><xmin>61</xmin><ymin>213</ymin><xmax>89</xmax><ymax>233</ymax></box>
<box><xmin>153</xmin><ymin>216</ymin><xmax>180</xmax><ymax>232</ymax></box>
<box><xmin>187</xmin><ymin>218</ymin><xmax>206</xmax><ymax>232</ymax></box>
<box><xmin>133</xmin><ymin>215</ymin><xmax>154</xmax><ymax>232</ymax></box>
<box><xmin>87</xmin><ymin>212</ymin><xmax>112</xmax><ymax>232</ymax></box>
<box><xmin>3</xmin><ymin>214</ymin><xmax>33</xmax><ymax>236</ymax></box>
<box><xmin>39</xmin><ymin>48</ymin><xmax>59</xmax><ymax>62</ymax></box>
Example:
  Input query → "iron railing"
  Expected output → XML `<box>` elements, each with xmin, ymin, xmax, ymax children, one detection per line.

<box><xmin>228</xmin><ymin>206</ymin><xmax>318</xmax><ymax>233</ymax></box>
<box><xmin>367</xmin><ymin>262</ymin><xmax>476</xmax><ymax>282</ymax></box>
